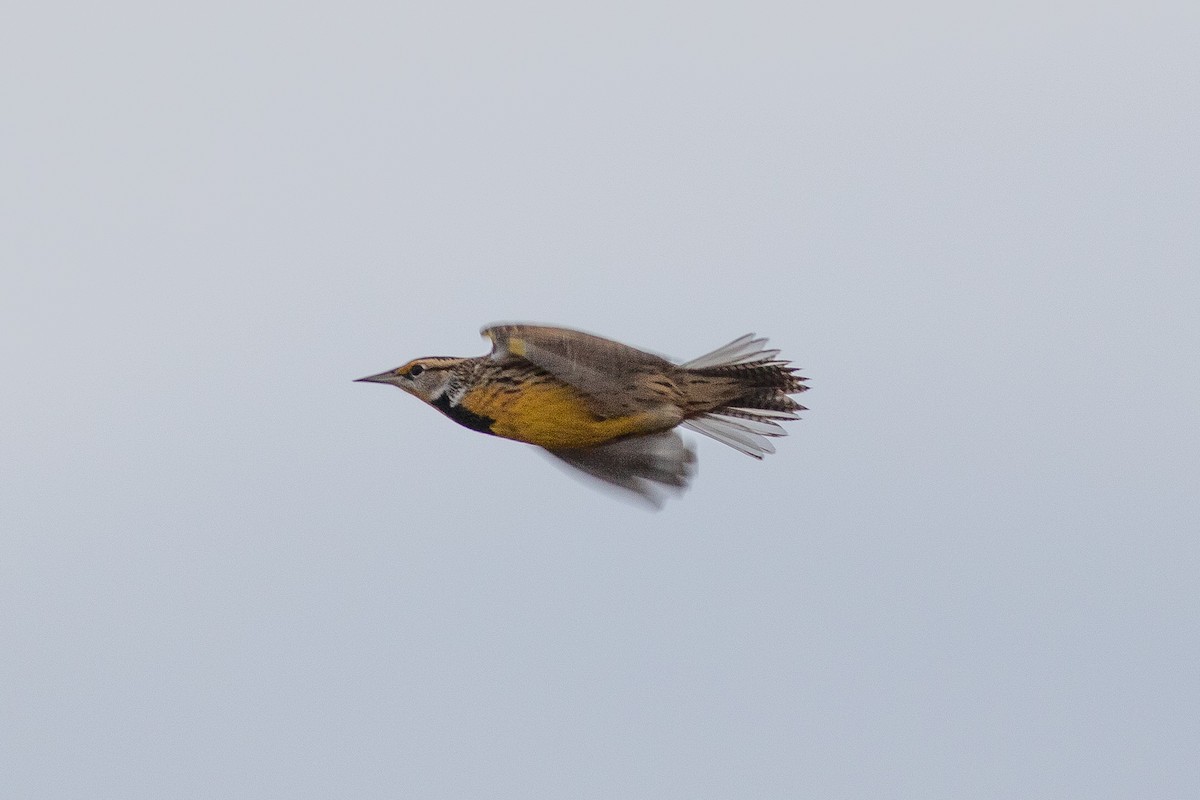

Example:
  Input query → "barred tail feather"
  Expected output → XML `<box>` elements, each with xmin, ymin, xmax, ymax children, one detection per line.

<box><xmin>682</xmin><ymin>333</ymin><xmax>781</xmax><ymax>369</ymax></box>
<box><xmin>681</xmin><ymin>333</ymin><xmax>810</xmax><ymax>457</ymax></box>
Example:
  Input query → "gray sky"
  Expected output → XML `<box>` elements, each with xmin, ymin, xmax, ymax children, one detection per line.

<box><xmin>3</xmin><ymin>1</ymin><xmax>1198</xmax><ymax>797</ymax></box>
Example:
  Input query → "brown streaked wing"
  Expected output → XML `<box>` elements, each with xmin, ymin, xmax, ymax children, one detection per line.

<box><xmin>543</xmin><ymin>430</ymin><xmax>696</xmax><ymax>509</ymax></box>
<box><xmin>481</xmin><ymin>324</ymin><xmax>674</xmax><ymax>415</ymax></box>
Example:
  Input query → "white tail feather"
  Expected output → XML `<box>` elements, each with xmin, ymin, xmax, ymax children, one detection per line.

<box><xmin>682</xmin><ymin>334</ymin><xmax>780</xmax><ymax>369</ymax></box>
<box><xmin>682</xmin><ymin>414</ymin><xmax>781</xmax><ymax>458</ymax></box>
<box><xmin>705</xmin><ymin>413</ymin><xmax>789</xmax><ymax>437</ymax></box>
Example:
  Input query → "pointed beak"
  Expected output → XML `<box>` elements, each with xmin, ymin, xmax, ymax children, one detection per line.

<box><xmin>354</xmin><ymin>371</ymin><xmax>396</xmax><ymax>384</ymax></box>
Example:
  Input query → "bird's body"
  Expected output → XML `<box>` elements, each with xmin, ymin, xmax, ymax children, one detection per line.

<box><xmin>357</xmin><ymin>324</ymin><xmax>808</xmax><ymax>505</ymax></box>
<box><xmin>457</xmin><ymin>370</ymin><xmax>666</xmax><ymax>449</ymax></box>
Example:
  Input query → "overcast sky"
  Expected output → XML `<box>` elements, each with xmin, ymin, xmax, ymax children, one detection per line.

<box><xmin>3</xmin><ymin>1</ymin><xmax>1198</xmax><ymax>798</ymax></box>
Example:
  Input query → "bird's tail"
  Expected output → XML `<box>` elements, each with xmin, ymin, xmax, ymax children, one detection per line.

<box><xmin>679</xmin><ymin>334</ymin><xmax>809</xmax><ymax>458</ymax></box>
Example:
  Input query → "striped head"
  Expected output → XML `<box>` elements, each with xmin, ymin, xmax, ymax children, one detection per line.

<box><xmin>355</xmin><ymin>357</ymin><xmax>465</xmax><ymax>403</ymax></box>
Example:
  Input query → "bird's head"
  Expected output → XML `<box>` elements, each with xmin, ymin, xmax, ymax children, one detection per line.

<box><xmin>355</xmin><ymin>357</ymin><xmax>462</xmax><ymax>403</ymax></box>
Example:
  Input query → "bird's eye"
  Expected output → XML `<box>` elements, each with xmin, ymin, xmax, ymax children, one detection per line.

<box><xmin>408</xmin><ymin>364</ymin><xmax>425</xmax><ymax>378</ymax></box>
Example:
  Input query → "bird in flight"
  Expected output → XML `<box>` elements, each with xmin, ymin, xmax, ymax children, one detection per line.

<box><xmin>357</xmin><ymin>324</ymin><xmax>809</xmax><ymax>506</ymax></box>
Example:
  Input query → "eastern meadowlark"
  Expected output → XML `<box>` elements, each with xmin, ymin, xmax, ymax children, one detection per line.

<box><xmin>356</xmin><ymin>324</ymin><xmax>809</xmax><ymax>506</ymax></box>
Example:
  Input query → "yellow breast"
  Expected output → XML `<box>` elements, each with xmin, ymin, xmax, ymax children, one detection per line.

<box><xmin>461</xmin><ymin>380</ymin><xmax>667</xmax><ymax>449</ymax></box>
